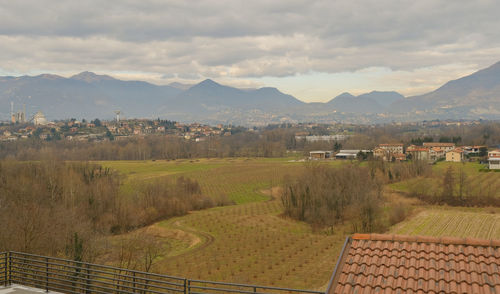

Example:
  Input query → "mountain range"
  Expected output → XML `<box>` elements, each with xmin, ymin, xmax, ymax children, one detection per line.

<box><xmin>1</xmin><ymin>61</ymin><xmax>500</xmax><ymax>125</ymax></box>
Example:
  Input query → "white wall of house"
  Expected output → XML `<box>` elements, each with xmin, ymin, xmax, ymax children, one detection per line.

<box><xmin>489</xmin><ymin>159</ymin><xmax>500</xmax><ymax>170</ymax></box>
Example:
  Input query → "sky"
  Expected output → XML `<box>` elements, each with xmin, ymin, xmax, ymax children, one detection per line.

<box><xmin>0</xmin><ymin>0</ymin><xmax>499</xmax><ymax>102</ymax></box>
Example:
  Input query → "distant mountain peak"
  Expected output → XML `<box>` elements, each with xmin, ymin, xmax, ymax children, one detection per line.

<box><xmin>36</xmin><ymin>74</ymin><xmax>64</xmax><ymax>80</ymax></box>
<box><xmin>258</xmin><ymin>87</ymin><xmax>280</xmax><ymax>92</ymax></box>
<box><xmin>70</xmin><ymin>71</ymin><xmax>115</xmax><ymax>82</ymax></box>
<box><xmin>168</xmin><ymin>82</ymin><xmax>193</xmax><ymax>90</ymax></box>
<box><xmin>338</xmin><ymin>92</ymin><xmax>355</xmax><ymax>98</ymax></box>
<box><xmin>368</xmin><ymin>90</ymin><xmax>396</xmax><ymax>94</ymax></box>
<box><xmin>198</xmin><ymin>79</ymin><xmax>219</xmax><ymax>86</ymax></box>
<box><xmin>328</xmin><ymin>92</ymin><xmax>354</xmax><ymax>103</ymax></box>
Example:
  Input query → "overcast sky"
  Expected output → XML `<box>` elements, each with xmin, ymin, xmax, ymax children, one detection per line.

<box><xmin>1</xmin><ymin>0</ymin><xmax>499</xmax><ymax>102</ymax></box>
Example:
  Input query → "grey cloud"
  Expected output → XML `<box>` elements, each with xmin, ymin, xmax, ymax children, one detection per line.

<box><xmin>0</xmin><ymin>0</ymin><xmax>499</xmax><ymax>80</ymax></box>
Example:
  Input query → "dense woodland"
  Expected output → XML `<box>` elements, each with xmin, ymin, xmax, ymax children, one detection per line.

<box><xmin>281</xmin><ymin>161</ymin><xmax>432</xmax><ymax>233</ymax></box>
<box><xmin>0</xmin><ymin>161</ymin><xmax>212</xmax><ymax>262</ymax></box>
<box><xmin>282</xmin><ymin>164</ymin><xmax>385</xmax><ymax>232</ymax></box>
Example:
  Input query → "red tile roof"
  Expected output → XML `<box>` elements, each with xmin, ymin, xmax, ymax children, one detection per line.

<box><xmin>327</xmin><ymin>234</ymin><xmax>500</xmax><ymax>294</ymax></box>
<box><xmin>423</xmin><ymin>142</ymin><xmax>455</xmax><ymax>147</ymax></box>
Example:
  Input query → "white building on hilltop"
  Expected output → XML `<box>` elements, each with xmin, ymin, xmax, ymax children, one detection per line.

<box><xmin>32</xmin><ymin>111</ymin><xmax>48</xmax><ymax>125</ymax></box>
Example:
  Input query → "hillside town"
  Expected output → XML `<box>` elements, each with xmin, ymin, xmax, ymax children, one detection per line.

<box><xmin>1</xmin><ymin>112</ymin><xmax>237</xmax><ymax>143</ymax></box>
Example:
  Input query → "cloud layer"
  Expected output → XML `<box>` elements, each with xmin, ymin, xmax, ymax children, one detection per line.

<box><xmin>1</xmin><ymin>0</ymin><xmax>499</xmax><ymax>100</ymax></box>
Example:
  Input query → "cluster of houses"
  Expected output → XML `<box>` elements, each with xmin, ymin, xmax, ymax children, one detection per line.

<box><xmin>103</xmin><ymin>121</ymin><xmax>231</xmax><ymax>140</ymax></box>
<box><xmin>0</xmin><ymin>119</ymin><xmax>234</xmax><ymax>142</ymax></box>
<box><xmin>310</xmin><ymin>142</ymin><xmax>500</xmax><ymax>170</ymax></box>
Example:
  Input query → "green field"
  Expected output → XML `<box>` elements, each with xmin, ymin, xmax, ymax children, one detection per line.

<box><xmin>390</xmin><ymin>207</ymin><xmax>500</xmax><ymax>239</ymax></box>
<box><xmin>100</xmin><ymin>158</ymin><xmax>306</xmax><ymax>204</ymax></box>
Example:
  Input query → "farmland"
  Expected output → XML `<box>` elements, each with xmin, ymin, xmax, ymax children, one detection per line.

<box><xmin>390</xmin><ymin>207</ymin><xmax>500</xmax><ymax>239</ymax></box>
<box><xmin>101</xmin><ymin>158</ymin><xmax>341</xmax><ymax>204</ymax></box>
<box><xmin>98</xmin><ymin>158</ymin><xmax>350</xmax><ymax>289</ymax></box>
<box><xmin>97</xmin><ymin>158</ymin><xmax>500</xmax><ymax>290</ymax></box>
<box><xmin>153</xmin><ymin>200</ymin><xmax>345</xmax><ymax>290</ymax></box>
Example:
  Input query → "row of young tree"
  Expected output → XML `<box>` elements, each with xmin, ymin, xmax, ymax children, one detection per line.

<box><xmin>0</xmin><ymin>161</ymin><xmax>214</xmax><ymax>263</ymax></box>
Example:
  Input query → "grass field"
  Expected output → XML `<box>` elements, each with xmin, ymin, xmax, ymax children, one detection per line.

<box><xmin>100</xmin><ymin>158</ymin><xmax>307</xmax><ymax>204</ymax></box>
<box><xmin>390</xmin><ymin>206</ymin><xmax>500</xmax><ymax>239</ymax></box>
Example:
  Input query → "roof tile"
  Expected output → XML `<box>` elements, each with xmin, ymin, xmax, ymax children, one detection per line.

<box><xmin>327</xmin><ymin>234</ymin><xmax>500</xmax><ymax>294</ymax></box>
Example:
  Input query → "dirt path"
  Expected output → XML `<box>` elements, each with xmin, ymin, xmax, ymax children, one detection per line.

<box><xmin>162</xmin><ymin>220</ymin><xmax>216</xmax><ymax>260</ymax></box>
<box><xmin>260</xmin><ymin>186</ymin><xmax>283</xmax><ymax>201</ymax></box>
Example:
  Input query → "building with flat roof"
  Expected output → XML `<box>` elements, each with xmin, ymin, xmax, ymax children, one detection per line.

<box><xmin>309</xmin><ymin>150</ymin><xmax>333</xmax><ymax>160</ymax></box>
<box><xmin>335</xmin><ymin>150</ymin><xmax>371</xmax><ymax>160</ymax></box>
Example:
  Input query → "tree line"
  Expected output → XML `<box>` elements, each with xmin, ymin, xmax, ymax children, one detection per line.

<box><xmin>1</xmin><ymin>121</ymin><xmax>500</xmax><ymax>161</ymax></box>
<box><xmin>407</xmin><ymin>165</ymin><xmax>500</xmax><ymax>206</ymax></box>
<box><xmin>0</xmin><ymin>131</ymin><xmax>292</xmax><ymax>160</ymax></box>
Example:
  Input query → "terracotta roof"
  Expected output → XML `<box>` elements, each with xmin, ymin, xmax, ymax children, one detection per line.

<box><xmin>407</xmin><ymin>146</ymin><xmax>430</xmax><ymax>152</ymax></box>
<box><xmin>423</xmin><ymin>142</ymin><xmax>455</xmax><ymax>147</ymax></box>
<box><xmin>327</xmin><ymin>234</ymin><xmax>500</xmax><ymax>294</ymax></box>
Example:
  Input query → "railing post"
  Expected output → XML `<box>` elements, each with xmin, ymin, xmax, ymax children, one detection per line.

<box><xmin>45</xmin><ymin>257</ymin><xmax>49</xmax><ymax>292</ymax></box>
<box><xmin>8</xmin><ymin>252</ymin><xmax>11</xmax><ymax>286</ymax></box>
<box><xmin>86</xmin><ymin>263</ymin><xmax>91</xmax><ymax>294</ymax></box>
<box><xmin>183</xmin><ymin>278</ymin><xmax>187</xmax><ymax>294</ymax></box>
<box><xmin>133</xmin><ymin>271</ymin><xmax>136</xmax><ymax>293</ymax></box>
<box><xmin>253</xmin><ymin>286</ymin><xmax>257</xmax><ymax>293</ymax></box>
<box><xmin>3</xmin><ymin>253</ymin><xmax>7</xmax><ymax>287</ymax></box>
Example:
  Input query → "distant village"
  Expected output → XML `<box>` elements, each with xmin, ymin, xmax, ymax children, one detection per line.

<box><xmin>1</xmin><ymin>109</ymin><xmax>236</xmax><ymax>143</ymax></box>
<box><xmin>309</xmin><ymin>142</ymin><xmax>500</xmax><ymax>170</ymax></box>
<box><xmin>1</xmin><ymin>108</ymin><xmax>498</xmax><ymax>169</ymax></box>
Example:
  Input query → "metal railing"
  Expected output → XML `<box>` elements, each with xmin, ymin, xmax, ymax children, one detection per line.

<box><xmin>0</xmin><ymin>252</ymin><xmax>324</xmax><ymax>294</ymax></box>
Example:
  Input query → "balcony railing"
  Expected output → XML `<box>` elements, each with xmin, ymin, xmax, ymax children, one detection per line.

<box><xmin>0</xmin><ymin>252</ymin><xmax>324</xmax><ymax>294</ymax></box>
